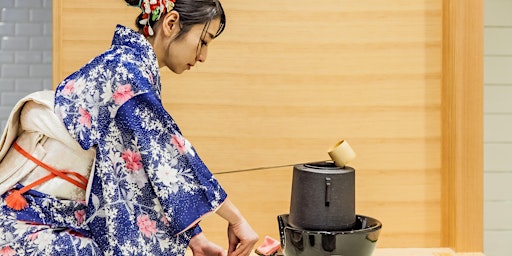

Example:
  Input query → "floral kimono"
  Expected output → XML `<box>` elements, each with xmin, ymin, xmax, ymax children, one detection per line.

<box><xmin>1</xmin><ymin>24</ymin><xmax>227</xmax><ymax>256</ymax></box>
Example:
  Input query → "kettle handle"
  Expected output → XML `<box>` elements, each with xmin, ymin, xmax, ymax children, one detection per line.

<box><xmin>277</xmin><ymin>215</ymin><xmax>285</xmax><ymax>248</ymax></box>
<box><xmin>325</xmin><ymin>177</ymin><xmax>331</xmax><ymax>207</ymax></box>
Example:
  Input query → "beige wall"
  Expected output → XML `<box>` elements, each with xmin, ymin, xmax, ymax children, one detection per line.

<box><xmin>53</xmin><ymin>0</ymin><xmax>483</xmax><ymax>251</ymax></box>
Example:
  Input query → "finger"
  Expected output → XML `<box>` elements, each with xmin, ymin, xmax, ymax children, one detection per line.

<box><xmin>233</xmin><ymin>243</ymin><xmax>252</xmax><ymax>256</ymax></box>
<box><xmin>235</xmin><ymin>246</ymin><xmax>251</xmax><ymax>256</ymax></box>
<box><xmin>227</xmin><ymin>242</ymin><xmax>237</xmax><ymax>256</ymax></box>
<box><xmin>234</xmin><ymin>241</ymin><xmax>254</xmax><ymax>255</ymax></box>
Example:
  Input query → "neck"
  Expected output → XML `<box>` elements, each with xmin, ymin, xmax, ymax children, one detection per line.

<box><xmin>145</xmin><ymin>35</ymin><xmax>164</xmax><ymax>68</ymax></box>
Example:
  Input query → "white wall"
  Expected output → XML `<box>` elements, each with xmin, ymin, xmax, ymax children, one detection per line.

<box><xmin>484</xmin><ymin>0</ymin><xmax>512</xmax><ymax>255</ymax></box>
<box><xmin>0</xmin><ymin>0</ymin><xmax>52</xmax><ymax>132</ymax></box>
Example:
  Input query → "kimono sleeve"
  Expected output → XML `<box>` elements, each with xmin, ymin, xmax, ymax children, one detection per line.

<box><xmin>115</xmin><ymin>92</ymin><xmax>227</xmax><ymax>235</ymax></box>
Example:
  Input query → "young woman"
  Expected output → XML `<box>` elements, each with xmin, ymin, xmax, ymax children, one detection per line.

<box><xmin>0</xmin><ymin>0</ymin><xmax>258</xmax><ymax>255</ymax></box>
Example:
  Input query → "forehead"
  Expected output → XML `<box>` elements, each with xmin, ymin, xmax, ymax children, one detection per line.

<box><xmin>207</xmin><ymin>18</ymin><xmax>221</xmax><ymax>35</ymax></box>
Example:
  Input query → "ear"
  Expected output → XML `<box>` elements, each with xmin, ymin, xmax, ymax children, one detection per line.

<box><xmin>162</xmin><ymin>10</ymin><xmax>180</xmax><ymax>37</ymax></box>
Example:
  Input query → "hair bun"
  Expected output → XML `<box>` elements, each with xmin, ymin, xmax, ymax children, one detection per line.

<box><xmin>125</xmin><ymin>0</ymin><xmax>141</xmax><ymax>7</ymax></box>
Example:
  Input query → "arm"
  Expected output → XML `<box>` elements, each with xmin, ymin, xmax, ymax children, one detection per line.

<box><xmin>115</xmin><ymin>87</ymin><xmax>257</xmax><ymax>253</ymax></box>
<box><xmin>216</xmin><ymin>198</ymin><xmax>259</xmax><ymax>256</ymax></box>
<box><xmin>115</xmin><ymin>92</ymin><xmax>228</xmax><ymax>235</ymax></box>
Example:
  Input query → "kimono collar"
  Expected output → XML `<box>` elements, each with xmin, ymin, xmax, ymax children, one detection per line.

<box><xmin>111</xmin><ymin>24</ymin><xmax>161</xmax><ymax>96</ymax></box>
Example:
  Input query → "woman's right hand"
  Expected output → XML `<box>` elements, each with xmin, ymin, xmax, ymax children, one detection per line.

<box><xmin>227</xmin><ymin>218</ymin><xmax>258</xmax><ymax>256</ymax></box>
<box><xmin>215</xmin><ymin>198</ymin><xmax>259</xmax><ymax>256</ymax></box>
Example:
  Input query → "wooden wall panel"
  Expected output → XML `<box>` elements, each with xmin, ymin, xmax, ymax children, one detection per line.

<box><xmin>53</xmin><ymin>0</ymin><xmax>480</xmax><ymax>251</ymax></box>
<box><xmin>442</xmin><ymin>0</ymin><xmax>484</xmax><ymax>251</ymax></box>
<box><xmin>155</xmin><ymin>2</ymin><xmax>443</xmax><ymax>248</ymax></box>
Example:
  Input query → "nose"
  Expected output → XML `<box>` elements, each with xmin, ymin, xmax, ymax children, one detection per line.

<box><xmin>197</xmin><ymin>46</ymin><xmax>208</xmax><ymax>62</ymax></box>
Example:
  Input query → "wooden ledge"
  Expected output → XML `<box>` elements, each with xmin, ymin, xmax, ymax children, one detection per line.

<box><xmin>186</xmin><ymin>248</ymin><xmax>485</xmax><ymax>256</ymax></box>
<box><xmin>375</xmin><ymin>248</ymin><xmax>484</xmax><ymax>256</ymax></box>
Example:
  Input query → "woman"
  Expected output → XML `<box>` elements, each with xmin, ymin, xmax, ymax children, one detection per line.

<box><xmin>0</xmin><ymin>0</ymin><xmax>258</xmax><ymax>255</ymax></box>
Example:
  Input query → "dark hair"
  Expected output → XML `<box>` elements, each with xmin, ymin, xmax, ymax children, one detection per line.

<box><xmin>125</xmin><ymin>0</ymin><xmax>226</xmax><ymax>39</ymax></box>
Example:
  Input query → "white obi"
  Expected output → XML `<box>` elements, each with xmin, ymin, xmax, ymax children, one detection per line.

<box><xmin>0</xmin><ymin>91</ymin><xmax>95</xmax><ymax>201</ymax></box>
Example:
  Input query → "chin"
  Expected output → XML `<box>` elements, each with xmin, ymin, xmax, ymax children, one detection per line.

<box><xmin>169</xmin><ymin>66</ymin><xmax>185</xmax><ymax>74</ymax></box>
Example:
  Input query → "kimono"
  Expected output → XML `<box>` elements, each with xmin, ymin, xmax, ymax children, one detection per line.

<box><xmin>1</xmin><ymin>24</ymin><xmax>227</xmax><ymax>256</ymax></box>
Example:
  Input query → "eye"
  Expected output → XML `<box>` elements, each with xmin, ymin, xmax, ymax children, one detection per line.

<box><xmin>201</xmin><ymin>40</ymin><xmax>208</xmax><ymax>46</ymax></box>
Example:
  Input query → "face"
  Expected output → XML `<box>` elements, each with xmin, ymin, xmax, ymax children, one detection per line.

<box><xmin>155</xmin><ymin>13</ymin><xmax>221</xmax><ymax>74</ymax></box>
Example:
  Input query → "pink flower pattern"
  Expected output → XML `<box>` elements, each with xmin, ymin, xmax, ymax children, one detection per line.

<box><xmin>160</xmin><ymin>215</ymin><xmax>169</xmax><ymax>226</ymax></box>
<box><xmin>113</xmin><ymin>84</ymin><xmax>135</xmax><ymax>105</ymax></box>
<box><xmin>62</xmin><ymin>80</ymin><xmax>75</xmax><ymax>95</ymax></box>
<box><xmin>0</xmin><ymin>246</ymin><xmax>15</xmax><ymax>256</ymax></box>
<box><xmin>171</xmin><ymin>135</ymin><xmax>186</xmax><ymax>154</ymax></box>
<box><xmin>148</xmin><ymin>72</ymin><xmax>154</xmax><ymax>84</ymax></box>
<box><xmin>75</xmin><ymin>209</ymin><xmax>85</xmax><ymax>225</ymax></box>
<box><xmin>78</xmin><ymin>107</ymin><xmax>91</xmax><ymax>128</ymax></box>
<box><xmin>122</xmin><ymin>150</ymin><xmax>143</xmax><ymax>171</ymax></box>
<box><xmin>136</xmin><ymin>214</ymin><xmax>157</xmax><ymax>238</ymax></box>
<box><xmin>27</xmin><ymin>232</ymin><xmax>39</xmax><ymax>241</ymax></box>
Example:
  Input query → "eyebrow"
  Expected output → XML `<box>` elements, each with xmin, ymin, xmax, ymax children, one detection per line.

<box><xmin>206</xmin><ymin>32</ymin><xmax>215</xmax><ymax>40</ymax></box>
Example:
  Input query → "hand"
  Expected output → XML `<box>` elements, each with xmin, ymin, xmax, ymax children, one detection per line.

<box><xmin>214</xmin><ymin>198</ymin><xmax>259</xmax><ymax>256</ymax></box>
<box><xmin>227</xmin><ymin>219</ymin><xmax>259</xmax><ymax>256</ymax></box>
<box><xmin>189</xmin><ymin>232</ymin><xmax>227</xmax><ymax>256</ymax></box>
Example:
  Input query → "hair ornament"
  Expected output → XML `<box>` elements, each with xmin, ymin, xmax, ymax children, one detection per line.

<box><xmin>137</xmin><ymin>0</ymin><xmax>176</xmax><ymax>36</ymax></box>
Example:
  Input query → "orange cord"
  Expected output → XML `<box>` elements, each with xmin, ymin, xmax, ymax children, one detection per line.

<box><xmin>5</xmin><ymin>142</ymin><xmax>88</xmax><ymax>210</ymax></box>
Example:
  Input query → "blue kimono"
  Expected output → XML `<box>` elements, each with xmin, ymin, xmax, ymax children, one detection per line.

<box><xmin>0</xmin><ymin>25</ymin><xmax>227</xmax><ymax>256</ymax></box>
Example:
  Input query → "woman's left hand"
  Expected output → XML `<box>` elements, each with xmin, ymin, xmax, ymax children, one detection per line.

<box><xmin>189</xmin><ymin>232</ymin><xmax>227</xmax><ymax>256</ymax></box>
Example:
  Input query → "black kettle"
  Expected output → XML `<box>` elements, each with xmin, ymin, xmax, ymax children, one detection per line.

<box><xmin>288</xmin><ymin>161</ymin><xmax>355</xmax><ymax>231</ymax></box>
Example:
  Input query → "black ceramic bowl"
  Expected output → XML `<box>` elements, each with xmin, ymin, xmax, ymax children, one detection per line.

<box><xmin>277</xmin><ymin>214</ymin><xmax>382</xmax><ymax>256</ymax></box>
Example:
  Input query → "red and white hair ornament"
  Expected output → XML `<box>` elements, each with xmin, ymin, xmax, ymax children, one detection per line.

<box><xmin>138</xmin><ymin>0</ymin><xmax>176</xmax><ymax>36</ymax></box>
